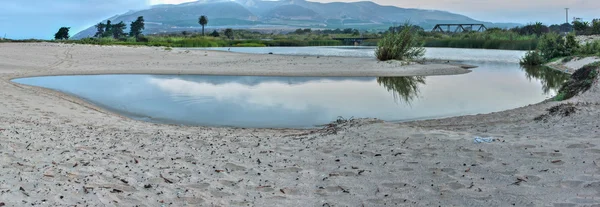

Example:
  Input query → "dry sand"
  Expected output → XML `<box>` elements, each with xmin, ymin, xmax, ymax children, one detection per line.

<box><xmin>577</xmin><ymin>35</ymin><xmax>600</xmax><ymax>45</ymax></box>
<box><xmin>548</xmin><ymin>56</ymin><xmax>600</xmax><ymax>74</ymax></box>
<box><xmin>0</xmin><ymin>43</ymin><xmax>599</xmax><ymax>206</ymax></box>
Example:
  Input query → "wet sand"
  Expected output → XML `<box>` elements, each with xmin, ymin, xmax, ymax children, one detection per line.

<box><xmin>0</xmin><ymin>43</ymin><xmax>599</xmax><ymax>206</ymax></box>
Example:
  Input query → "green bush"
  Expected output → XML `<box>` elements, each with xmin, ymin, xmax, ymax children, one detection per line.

<box><xmin>579</xmin><ymin>40</ymin><xmax>600</xmax><ymax>55</ymax></box>
<box><xmin>537</xmin><ymin>32</ymin><xmax>576</xmax><ymax>60</ymax></box>
<box><xmin>564</xmin><ymin>33</ymin><xmax>579</xmax><ymax>56</ymax></box>
<box><xmin>376</xmin><ymin>24</ymin><xmax>425</xmax><ymax>61</ymax></box>
<box><xmin>520</xmin><ymin>51</ymin><xmax>545</xmax><ymax>66</ymax></box>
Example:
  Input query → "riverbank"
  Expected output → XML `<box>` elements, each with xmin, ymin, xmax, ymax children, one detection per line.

<box><xmin>547</xmin><ymin>56</ymin><xmax>600</xmax><ymax>74</ymax></box>
<box><xmin>1</xmin><ymin>43</ymin><xmax>599</xmax><ymax>206</ymax></box>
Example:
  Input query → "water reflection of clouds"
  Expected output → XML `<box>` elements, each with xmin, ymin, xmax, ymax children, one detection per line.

<box><xmin>13</xmin><ymin>67</ymin><xmax>557</xmax><ymax>128</ymax></box>
<box><xmin>147</xmin><ymin>77</ymin><xmax>396</xmax><ymax>112</ymax></box>
<box><xmin>146</xmin><ymin>68</ymin><xmax>550</xmax><ymax>125</ymax></box>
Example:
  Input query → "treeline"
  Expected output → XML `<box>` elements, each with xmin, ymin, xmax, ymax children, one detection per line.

<box><xmin>53</xmin><ymin>16</ymin><xmax>145</xmax><ymax>41</ymax></box>
<box><xmin>572</xmin><ymin>19</ymin><xmax>600</xmax><ymax>35</ymax></box>
<box><xmin>69</xmin><ymin>36</ymin><xmax>342</xmax><ymax>47</ymax></box>
<box><xmin>293</xmin><ymin>28</ymin><xmax>360</xmax><ymax>36</ymax></box>
<box><xmin>54</xmin><ymin>16</ymin><xmax>600</xmax><ymax>51</ymax></box>
<box><xmin>94</xmin><ymin>16</ymin><xmax>145</xmax><ymax>40</ymax></box>
<box><xmin>520</xmin><ymin>33</ymin><xmax>599</xmax><ymax>66</ymax></box>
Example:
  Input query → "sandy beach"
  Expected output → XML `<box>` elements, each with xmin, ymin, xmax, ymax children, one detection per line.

<box><xmin>1</xmin><ymin>42</ymin><xmax>599</xmax><ymax>206</ymax></box>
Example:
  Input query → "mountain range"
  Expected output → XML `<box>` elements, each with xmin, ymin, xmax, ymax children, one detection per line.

<box><xmin>73</xmin><ymin>0</ymin><xmax>519</xmax><ymax>39</ymax></box>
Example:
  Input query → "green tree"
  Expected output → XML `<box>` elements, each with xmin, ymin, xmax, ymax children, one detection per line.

<box><xmin>199</xmin><ymin>15</ymin><xmax>208</xmax><ymax>36</ymax></box>
<box><xmin>533</xmin><ymin>22</ymin><xmax>545</xmax><ymax>36</ymax></box>
<box><xmin>94</xmin><ymin>23</ymin><xmax>106</xmax><ymax>38</ymax></box>
<box><xmin>112</xmin><ymin>21</ymin><xmax>127</xmax><ymax>39</ymax></box>
<box><xmin>129</xmin><ymin>16</ymin><xmax>145</xmax><ymax>38</ymax></box>
<box><xmin>564</xmin><ymin>33</ymin><xmax>579</xmax><ymax>56</ymax></box>
<box><xmin>224</xmin><ymin>28</ymin><xmax>234</xmax><ymax>40</ymax></box>
<box><xmin>573</xmin><ymin>21</ymin><xmax>589</xmax><ymax>33</ymax></box>
<box><xmin>537</xmin><ymin>32</ymin><xmax>572</xmax><ymax>60</ymax></box>
<box><xmin>592</xmin><ymin>19</ymin><xmax>600</xmax><ymax>34</ymax></box>
<box><xmin>210</xmin><ymin>30</ymin><xmax>220</xmax><ymax>37</ymax></box>
<box><xmin>54</xmin><ymin>27</ymin><xmax>70</xmax><ymax>40</ymax></box>
<box><xmin>103</xmin><ymin>20</ymin><xmax>113</xmax><ymax>38</ymax></box>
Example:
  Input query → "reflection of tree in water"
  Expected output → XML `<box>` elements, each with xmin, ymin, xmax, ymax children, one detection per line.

<box><xmin>521</xmin><ymin>66</ymin><xmax>570</xmax><ymax>94</ymax></box>
<box><xmin>377</xmin><ymin>76</ymin><xmax>426</xmax><ymax>104</ymax></box>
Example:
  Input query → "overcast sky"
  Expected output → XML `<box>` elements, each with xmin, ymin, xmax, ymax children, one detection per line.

<box><xmin>1</xmin><ymin>0</ymin><xmax>598</xmax><ymax>39</ymax></box>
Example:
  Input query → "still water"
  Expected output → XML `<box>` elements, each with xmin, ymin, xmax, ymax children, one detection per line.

<box><xmin>13</xmin><ymin>61</ymin><xmax>568</xmax><ymax>128</ymax></box>
<box><xmin>199</xmin><ymin>46</ymin><xmax>527</xmax><ymax>63</ymax></box>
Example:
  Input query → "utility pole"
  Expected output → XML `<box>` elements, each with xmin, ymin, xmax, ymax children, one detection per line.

<box><xmin>565</xmin><ymin>8</ymin><xmax>569</xmax><ymax>24</ymax></box>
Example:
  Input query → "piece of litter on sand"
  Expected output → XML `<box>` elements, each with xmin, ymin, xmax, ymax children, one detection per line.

<box><xmin>473</xmin><ymin>137</ymin><xmax>494</xmax><ymax>144</ymax></box>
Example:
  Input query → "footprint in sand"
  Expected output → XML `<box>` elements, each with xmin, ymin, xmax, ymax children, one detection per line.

<box><xmin>569</xmin><ymin>198</ymin><xmax>600</xmax><ymax>204</ymax></box>
<box><xmin>210</xmin><ymin>190</ymin><xmax>233</xmax><ymax>198</ymax></box>
<box><xmin>316</xmin><ymin>186</ymin><xmax>350</xmax><ymax>196</ymax></box>
<box><xmin>524</xmin><ymin>175</ymin><xmax>541</xmax><ymax>182</ymax></box>
<box><xmin>553</xmin><ymin>203</ymin><xmax>577</xmax><ymax>207</ymax></box>
<box><xmin>560</xmin><ymin>180</ymin><xmax>584</xmax><ymax>188</ymax></box>
<box><xmin>185</xmin><ymin>183</ymin><xmax>210</xmax><ymax>190</ymax></box>
<box><xmin>517</xmin><ymin>145</ymin><xmax>537</xmax><ymax>150</ymax></box>
<box><xmin>476</xmin><ymin>152</ymin><xmax>495</xmax><ymax>162</ymax></box>
<box><xmin>382</xmin><ymin>182</ymin><xmax>411</xmax><ymax>189</ymax></box>
<box><xmin>255</xmin><ymin>186</ymin><xmax>275</xmax><ymax>193</ymax></box>
<box><xmin>367</xmin><ymin>198</ymin><xmax>413</xmax><ymax>206</ymax></box>
<box><xmin>446</xmin><ymin>182</ymin><xmax>466</xmax><ymax>190</ymax></box>
<box><xmin>180</xmin><ymin>197</ymin><xmax>205</xmax><ymax>205</ymax></box>
<box><xmin>219</xmin><ymin>180</ymin><xmax>240</xmax><ymax>188</ymax></box>
<box><xmin>583</xmin><ymin>182</ymin><xmax>600</xmax><ymax>194</ymax></box>
<box><xmin>328</xmin><ymin>171</ymin><xmax>358</xmax><ymax>177</ymax></box>
<box><xmin>274</xmin><ymin>167</ymin><xmax>303</xmax><ymax>173</ymax></box>
<box><xmin>428</xmin><ymin>168</ymin><xmax>457</xmax><ymax>175</ymax></box>
<box><xmin>224</xmin><ymin>163</ymin><xmax>246</xmax><ymax>172</ymax></box>
<box><xmin>567</xmin><ymin>143</ymin><xmax>596</xmax><ymax>149</ymax></box>
<box><xmin>230</xmin><ymin>201</ymin><xmax>252</xmax><ymax>206</ymax></box>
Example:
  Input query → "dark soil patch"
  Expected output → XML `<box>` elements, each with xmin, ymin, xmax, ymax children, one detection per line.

<box><xmin>534</xmin><ymin>103</ymin><xmax>578</xmax><ymax>122</ymax></box>
<box><xmin>555</xmin><ymin>64</ymin><xmax>599</xmax><ymax>100</ymax></box>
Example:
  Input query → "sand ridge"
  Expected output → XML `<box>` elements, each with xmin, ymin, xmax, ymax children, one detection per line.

<box><xmin>0</xmin><ymin>42</ymin><xmax>599</xmax><ymax>206</ymax></box>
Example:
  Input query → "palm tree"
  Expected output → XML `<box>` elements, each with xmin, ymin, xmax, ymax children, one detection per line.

<box><xmin>533</xmin><ymin>22</ymin><xmax>544</xmax><ymax>36</ymax></box>
<box><xmin>199</xmin><ymin>15</ymin><xmax>208</xmax><ymax>36</ymax></box>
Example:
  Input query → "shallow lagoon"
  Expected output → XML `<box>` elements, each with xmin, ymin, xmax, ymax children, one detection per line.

<box><xmin>13</xmin><ymin>64</ymin><xmax>567</xmax><ymax>128</ymax></box>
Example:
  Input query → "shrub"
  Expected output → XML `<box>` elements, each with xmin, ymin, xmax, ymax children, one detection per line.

<box><xmin>520</xmin><ymin>51</ymin><xmax>545</xmax><ymax>66</ymax></box>
<box><xmin>579</xmin><ymin>40</ymin><xmax>600</xmax><ymax>55</ymax></box>
<box><xmin>564</xmin><ymin>33</ymin><xmax>579</xmax><ymax>56</ymax></box>
<box><xmin>136</xmin><ymin>36</ymin><xmax>149</xmax><ymax>42</ymax></box>
<box><xmin>375</xmin><ymin>24</ymin><xmax>425</xmax><ymax>61</ymax></box>
<box><xmin>537</xmin><ymin>32</ymin><xmax>565</xmax><ymax>60</ymax></box>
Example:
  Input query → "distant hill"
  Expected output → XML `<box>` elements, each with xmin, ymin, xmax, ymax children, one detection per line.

<box><xmin>72</xmin><ymin>0</ymin><xmax>520</xmax><ymax>39</ymax></box>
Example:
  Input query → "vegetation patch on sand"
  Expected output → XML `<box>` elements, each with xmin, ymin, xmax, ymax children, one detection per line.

<box><xmin>534</xmin><ymin>103</ymin><xmax>578</xmax><ymax>122</ymax></box>
<box><xmin>554</xmin><ymin>62</ymin><xmax>599</xmax><ymax>101</ymax></box>
<box><xmin>375</xmin><ymin>24</ymin><xmax>425</xmax><ymax>61</ymax></box>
